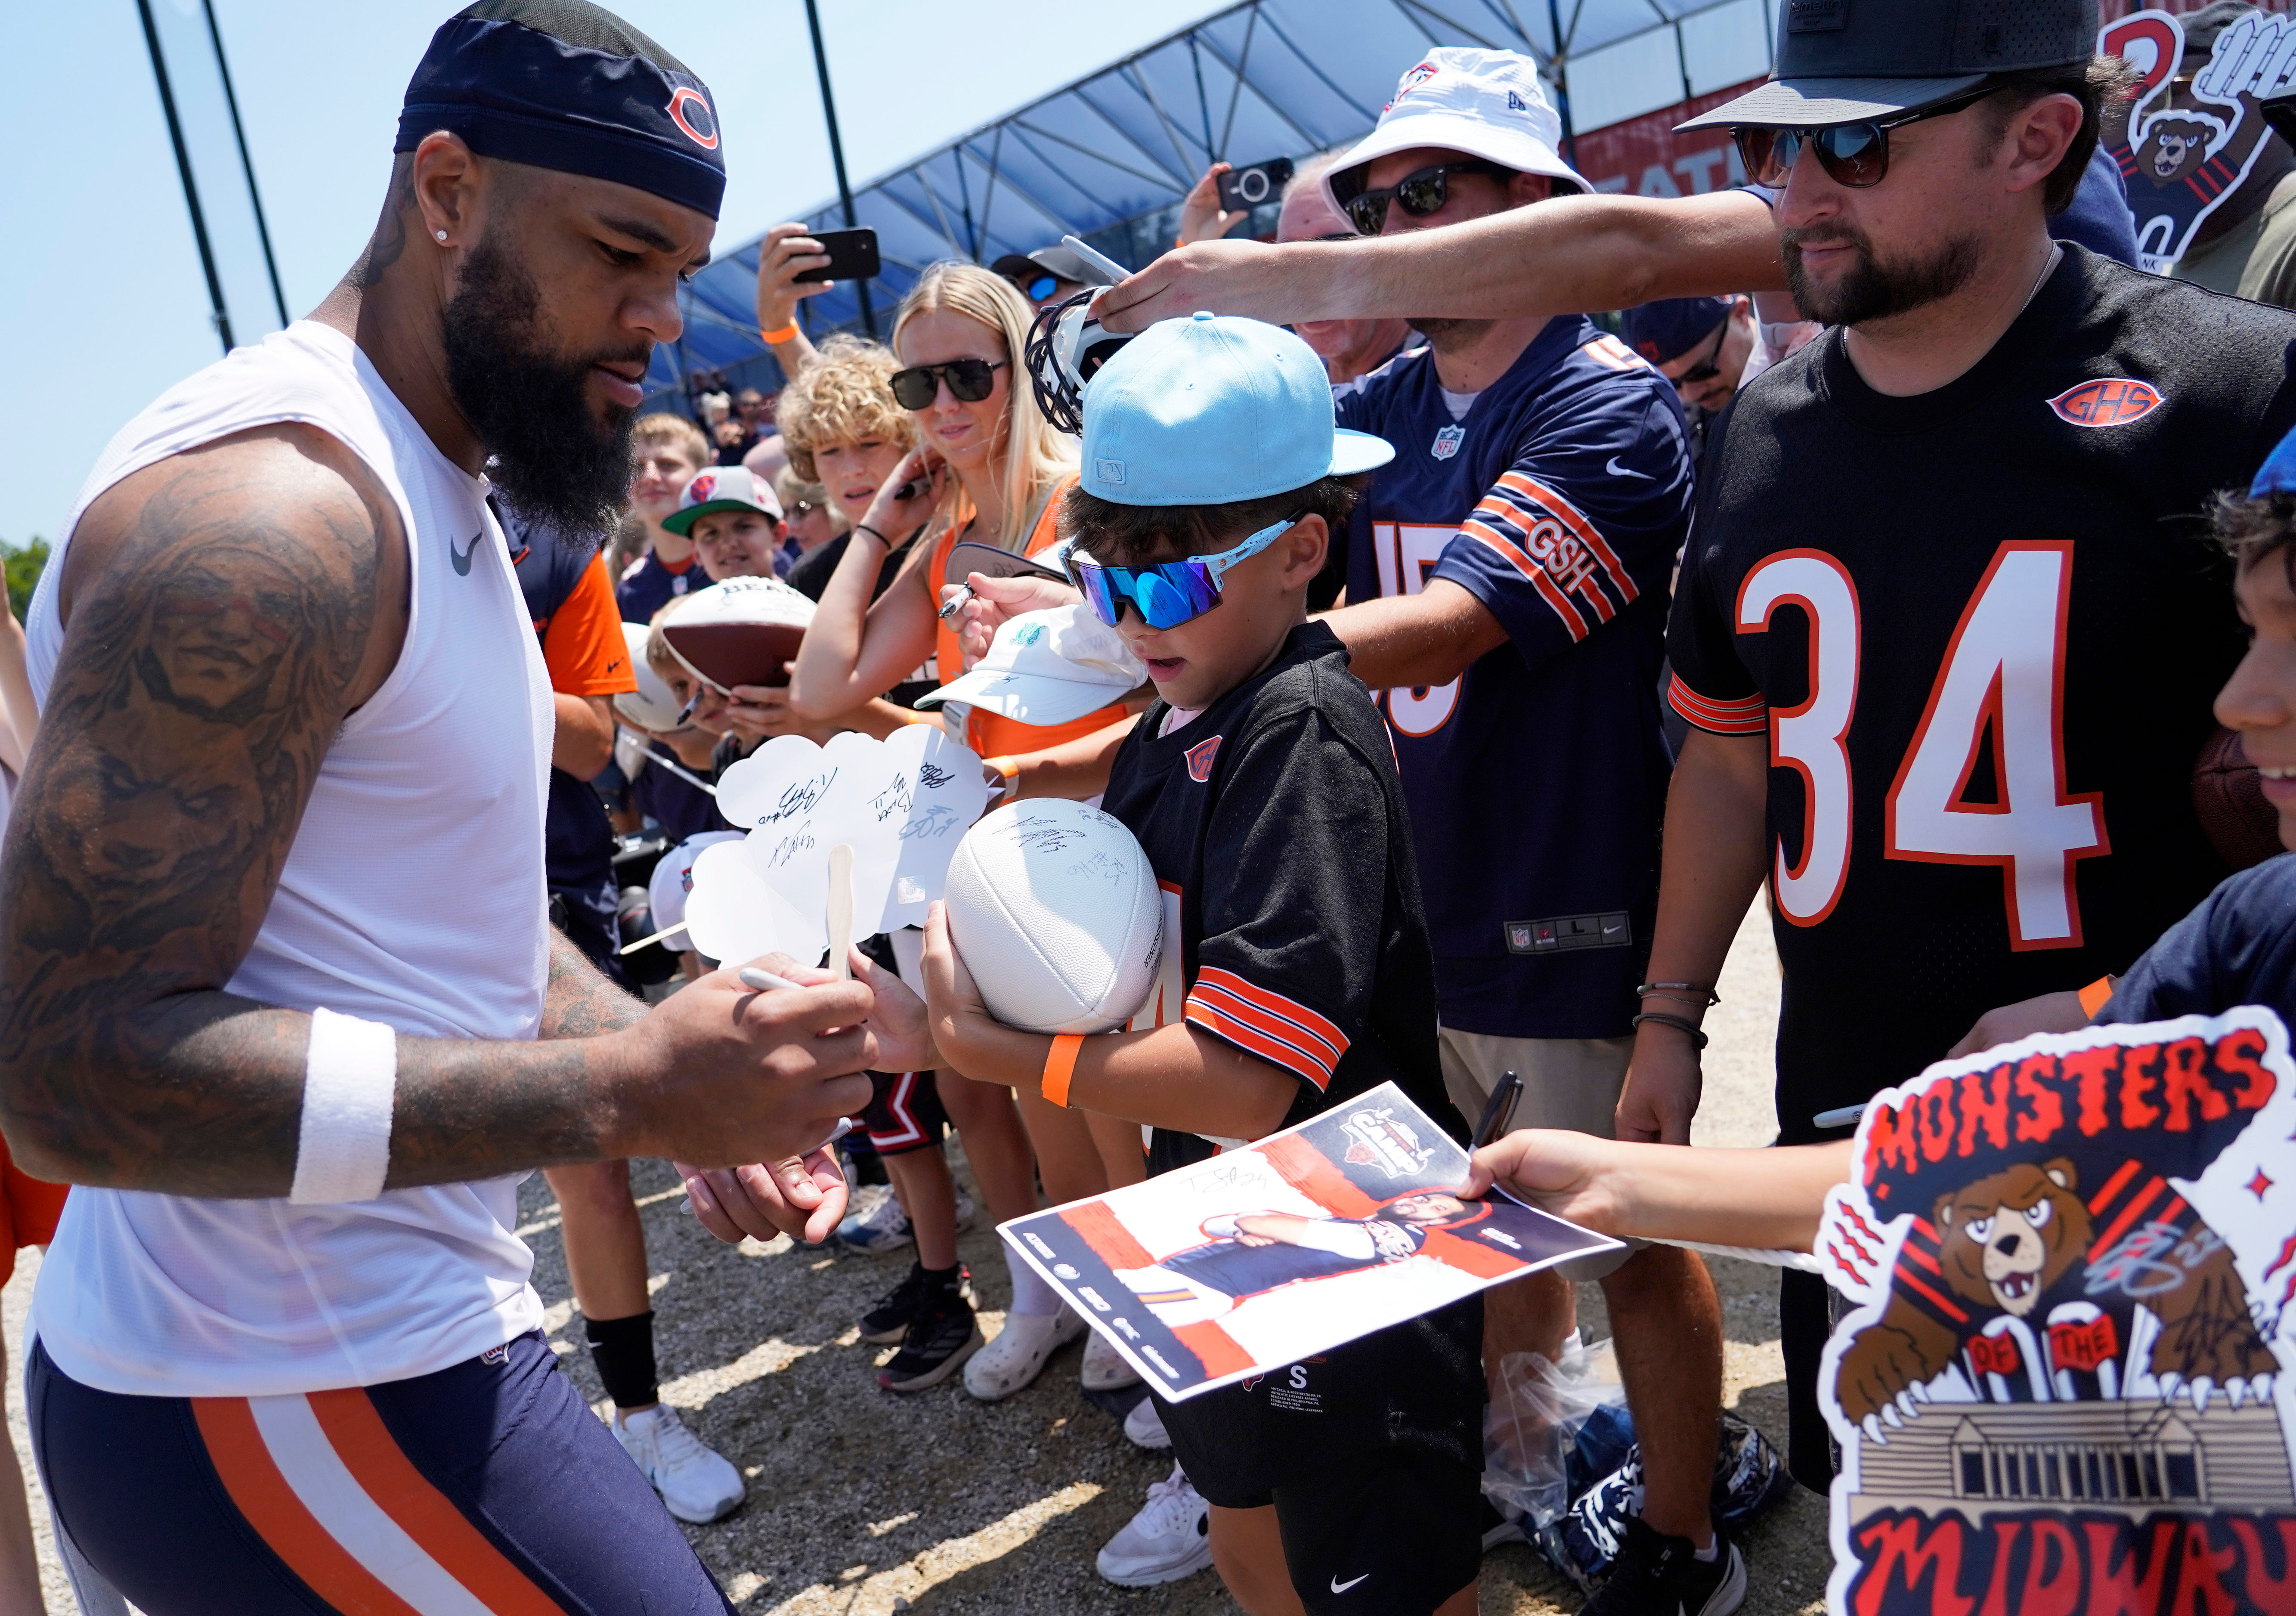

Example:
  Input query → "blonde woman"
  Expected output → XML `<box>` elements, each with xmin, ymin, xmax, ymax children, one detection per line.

<box><xmin>789</xmin><ymin>263</ymin><xmax>1121</xmax><ymax>758</ymax></box>
<box><xmin>788</xmin><ymin>265</ymin><xmax>1144</xmax><ymax>1402</ymax></box>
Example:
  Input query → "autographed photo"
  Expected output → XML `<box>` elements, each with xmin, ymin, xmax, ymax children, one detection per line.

<box><xmin>1002</xmin><ymin>1082</ymin><xmax>1620</xmax><ymax>1401</ymax></box>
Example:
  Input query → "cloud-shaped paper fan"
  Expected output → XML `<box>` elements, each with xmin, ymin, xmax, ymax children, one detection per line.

<box><xmin>681</xmin><ymin>839</ymin><xmax>826</xmax><ymax>966</ymax></box>
<box><xmin>712</xmin><ymin>725</ymin><xmax>993</xmax><ymax>938</ymax></box>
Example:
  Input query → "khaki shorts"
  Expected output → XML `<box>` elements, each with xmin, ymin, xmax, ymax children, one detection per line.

<box><xmin>1439</xmin><ymin>1026</ymin><xmax>1640</xmax><ymax>1282</ymax></box>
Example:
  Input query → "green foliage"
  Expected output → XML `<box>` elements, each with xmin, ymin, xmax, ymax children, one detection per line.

<box><xmin>0</xmin><ymin>538</ymin><xmax>46</xmax><ymax>623</ymax></box>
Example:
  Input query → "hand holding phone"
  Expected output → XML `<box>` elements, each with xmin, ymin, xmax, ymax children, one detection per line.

<box><xmin>791</xmin><ymin>227</ymin><xmax>881</xmax><ymax>287</ymax></box>
<box><xmin>1216</xmin><ymin>157</ymin><xmax>1294</xmax><ymax>216</ymax></box>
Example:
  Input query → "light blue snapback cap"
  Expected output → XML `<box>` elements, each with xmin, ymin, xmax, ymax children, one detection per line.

<box><xmin>1080</xmin><ymin>311</ymin><xmax>1394</xmax><ymax>506</ymax></box>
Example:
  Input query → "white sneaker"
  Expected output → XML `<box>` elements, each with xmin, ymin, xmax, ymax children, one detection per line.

<box><xmin>1122</xmin><ymin>1396</ymin><xmax>1171</xmax><ymax>1450</ymax></box>
<box><xmin>835</xmin><ymin>1184</ymin><xmax>912</xmax><ymax>1253</ymax></box>
<box><xmin>962</xmin><ymin>1308</ymin><xmax>1085</xmax><ymax>1401</ymax></box>
<box><xmin>1081</xmin><ymin>1327</ymin><xmax>1142</xmax><ymax>1391</ymax></box>
<box><xmin>612</xmin><ymin>1405</ymin><xmax>744</xmax><ymax>1523</ymax></box>
<box><xmin>1097</xmin><ymin>1464</ymin><xmax>1212</xmax><ymax>1587</ymax></box>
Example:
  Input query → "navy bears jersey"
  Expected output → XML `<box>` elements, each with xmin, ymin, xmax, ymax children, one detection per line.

<box><xmin>1337</xmin><ymin>318</ymin><xmax>1694</xmax><ymax>1038</ymax></box>
<box><xmin>1671</xmin><ymin>246</ymin><xmax>2296</xmax><ymax>1145</ymax></box>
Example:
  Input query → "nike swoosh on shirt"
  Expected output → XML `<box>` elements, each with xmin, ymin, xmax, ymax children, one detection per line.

<box><xmin>449</xmin><ymin>532</ymin><xmax>482</xmax><ymax>575</ymax></box>
<box><xmin>1331</xmin><ymin>1574</ymin><xmax>1369</xmax><ymax>1594</ymax></box>
<box><xmin>1605</xmin><ymin>456</ymin><xmax>1652</xmax><ymax>480</ymax></box>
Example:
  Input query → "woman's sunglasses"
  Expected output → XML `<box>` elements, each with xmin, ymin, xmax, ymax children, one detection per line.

<box><xmin>1732</xmin><ymin>87</ymin><xmax>1998</xmax><ymax>190</ymax></box>
<box><xmin>890</xmin><ymin>358</ymin><xmax>1008</xmax><ymax>410</ymax></box>
<box><xmin>1333</xmin><ymin>160</ymin><xmax>1515</xmax><ymax>237</ymax></box>
<box><xmin>1074</xmin><ymin>513</ymin><xmax>1303</xmax><ymax>632</ymax></box>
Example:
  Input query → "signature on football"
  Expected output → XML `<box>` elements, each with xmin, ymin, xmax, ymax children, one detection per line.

<box><xmin>1003</xmin><ymin>816</ymin><xmax>1084</xmax><ymax>854</ymax></box>
<box><xmin>917</xmin><ymin>762</ymin><xmax>955</xmax><ymax>790</ymax></box>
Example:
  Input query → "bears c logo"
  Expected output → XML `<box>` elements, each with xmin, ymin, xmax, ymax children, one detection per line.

<box><xmin>2047</xmin><ymin>377</ymin><xmax>2163</xmax><ymax>428</ymax></box>
<box><xmin>1185</xmin><ymin>737</ymin><xmax>1222</xmax><ymax>783</ymax></box>
<box><xmin>668</xmin><ymin>87</ymin><xmax>719</xmax><ymax>150</ymax></box>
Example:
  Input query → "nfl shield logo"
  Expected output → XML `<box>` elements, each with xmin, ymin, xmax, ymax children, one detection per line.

<box><xmin>1431</xmin><ymin>425</ymin><xmax>1465</xmax><ymax>460</ymax></box>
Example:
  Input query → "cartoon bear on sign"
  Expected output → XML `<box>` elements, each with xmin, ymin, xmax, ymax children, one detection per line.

<box><xmin>1835</xmin><ymin>1158</ymin><xmax>2274</xmax><ymax>1424</ymax></box>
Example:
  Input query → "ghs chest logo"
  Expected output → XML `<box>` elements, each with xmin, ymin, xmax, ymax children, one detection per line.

<box><xmin>1185</xmin><ymin>737</ymin><xmax>1222</xmax><ymax>783</ymax></box>
<box><xmin>1430</xmin><ymin>424</ymin><xmax>1465</xmax><ymax>460</ymax></box>
<box><xmin>2048</xmin><ymin>378</ymin><xmax>2163</xmax><ymax>428</ymax></box>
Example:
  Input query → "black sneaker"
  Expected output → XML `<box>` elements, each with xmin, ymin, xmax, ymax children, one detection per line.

<box><xmin>877</xmin><ymin>1291</ymin><xmax>983</xmax><ymax>1393</ymax></box>
<box><xmin>1580</xmin><ymin>1517</ymin><xmax>1745</xmax><ymax>1616</ymax></box>
<box><xmin>858</xmin><ymin>1262</ymin><xmax>969</xmax><ymax>1344</ymax></box>
<box><xmin>859</xmin><ymin>1263</ymin><xmax>927</xmax><ymax>1344</ymax></box>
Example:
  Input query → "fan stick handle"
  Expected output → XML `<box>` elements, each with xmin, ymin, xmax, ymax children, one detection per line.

<box><xmin>827</xmin><ymin>843</ymin><xmax>856</xmax><ymax>981</ymax></box>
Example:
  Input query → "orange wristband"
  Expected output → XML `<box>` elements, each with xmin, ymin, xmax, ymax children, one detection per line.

<box><xmin>760</xmin><ymin>322</ymin><xmax>800</xmax><ymax>345</ymax></box>
<box><xmin>2078</xmin><ymin>975</ymin><xmax>2116</xmax><ymax>1019</ymax></box>
<box><xmin>1042</xmin><ymin>1034</ymin><xmax>1084</xmax><ymax>1108</ymax></box>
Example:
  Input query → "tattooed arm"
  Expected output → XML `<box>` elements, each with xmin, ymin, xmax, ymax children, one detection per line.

<box><xmin>0</xmin><ymin>425</ymin><xmax>874</xmax><ymax>1198</ymax></box>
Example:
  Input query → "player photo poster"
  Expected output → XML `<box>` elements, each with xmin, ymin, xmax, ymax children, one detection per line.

<box><xmin>1001</xmin><ymin>1082</ymin><xmax>1620</xmax><ymax>1402</ymax></box>
<box><xmin>1816</xmin><ymin>1007</ymin><xmax>2296</xmax><ymax>1616</ymax></box>
<box><xmin>2102</xmin><ymin>9</ymin><xmax>2296</xmax><ymax>273</ymax></box>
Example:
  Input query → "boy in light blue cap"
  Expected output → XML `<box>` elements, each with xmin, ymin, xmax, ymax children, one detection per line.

<box><xmin>920</xmin><ymin>313</ymin><xmax>1486</xmax><ymax>1611</ymax></box>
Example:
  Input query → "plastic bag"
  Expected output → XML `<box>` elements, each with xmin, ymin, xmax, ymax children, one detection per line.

<box><xmin>1480</xmin><ymin>1332</ymin><xmax>1632</xmax><ymax>1529</ymax></box>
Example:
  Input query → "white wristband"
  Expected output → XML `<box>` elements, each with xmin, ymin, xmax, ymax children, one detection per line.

<box><xmin>289</xmin><ymin>1008</ymin><xmax>397</xmax><ymax>1204</ymax></box>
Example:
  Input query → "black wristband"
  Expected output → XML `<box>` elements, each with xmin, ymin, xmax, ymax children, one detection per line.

<box><xmin>853</xmin><ymin>523</ymin><xmax>890</xmax><ymax>546</ymax></box>
<box><xmin>1631</xmin><ymin>1011</ymin><xmax>1709</xmax><ymax>1051</ymax></box>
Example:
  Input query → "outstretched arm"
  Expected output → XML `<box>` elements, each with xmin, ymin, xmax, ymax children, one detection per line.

<box><xmin>1465</xmin><ymin>1130</ymin><xmax>1851</xmax><ymax>1255</ymax></box>
<box><xmin>0</xmin><ymin>426</ymin><xmax>875</xmax><ymax>1198</ymax></box>
<box><xmin>1096</xmin><ymin>189</ymin><xmax>1784</xmax><ymax>331</ymax></box>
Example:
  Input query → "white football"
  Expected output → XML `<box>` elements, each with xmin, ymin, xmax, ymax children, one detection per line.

<box><xmin>943</xmin><ymin>799</ymin><xmax>1163</xmax><ymax>1033</ymax></box>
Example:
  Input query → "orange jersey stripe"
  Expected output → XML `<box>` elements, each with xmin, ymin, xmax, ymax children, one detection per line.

<box><xmin>1494</xmin><ymin>471</ymin><xmax>1637</xmax><ymax>602</ymax></box>
<box><xmin>1187</xmin><ymin>988</ymin><xmax>1343</xmax><ymax>1082</ymax></box>
<box><xmin>1667</xmin><ymin>672</ymin><xmax>1767</xmax><ymax>736</ymax></box>
<box><xmin>305</xmin><ymin>1390</ymin><xmax>565</xmax><ymax>1616</ymax></box>
<box><xmin>1186</xmin><ymin>1000</ymin><xmax>1332</xmax><ymax>1090</ymax></box>
<box><xmin>1191</xmin><ymin>969</ymin><xmax>1346</xmax><ymax>1063</ymax></box>
<box><xmin>191</xmin><ymin>1398</ymin><xmax>425</xmax><ymax>1616</ymax></box>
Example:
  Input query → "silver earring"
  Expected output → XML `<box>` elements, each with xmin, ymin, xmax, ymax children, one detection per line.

<box><xmin>435</xmin><ymin>230</ymin><xmax>449</xmax><ymax>243</ymax></box>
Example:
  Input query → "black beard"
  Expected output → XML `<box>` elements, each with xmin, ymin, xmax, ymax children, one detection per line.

<box><xmin>440</xmin><ymin>233</ymin><xmax>642</xmax><ymax>537</ymax></box>
<box><xmin>1408</xmin><ymin>316</ymin><xmax>1495</xmax><ymax>353</ymax></box>
<box><xmin>1782</xmin><ymin>225</ymin><xmax>1984</xmax><ymax>328</ymax></box>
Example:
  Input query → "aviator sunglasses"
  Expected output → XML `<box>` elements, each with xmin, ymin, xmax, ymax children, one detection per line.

<box><xmin>1732</xmin><ymin>86</ymin><xmax>1998</xmax><ymax>190</ymax></box>
<box><xmin>889</xmin><ymin>358</ymin><xmax>1009</xmax><ymax>410</ymax></box>
<box><xmin>1074</xmin><ymin>513</ymin><xmax>1304</xmax><ymax>632</ymax></box>
<box><xmin>1334</xmin><ymin>160</ymin><xmax>1516</xmax><ymax>237</ymax></box>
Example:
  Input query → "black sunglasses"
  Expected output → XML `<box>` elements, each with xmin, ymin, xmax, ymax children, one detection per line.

<box><xmin>890</xmin><ymin>358</ymin><xmax>1008</xmax><ymax>410</ymax></box>
<box><xmin>1334</xmin><ymin>160</ymin><xmax>1516</xmax><ymax>237</ymax></box>
<box><xmin>1732</xmin><ymin>86</ymin><xmax>1999</xmax><ymax>190</ymax></box>
<box><xmin>1672</xmin><ymin>319</ymin><xmax>1731</xmax><ymax>386</ymax></box>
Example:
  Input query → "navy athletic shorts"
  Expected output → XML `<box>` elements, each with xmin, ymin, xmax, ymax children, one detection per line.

<box><xmin>29</xmin><ymin>1331</ymin><xmax>733</xmax><ymax>1615</ymax></box>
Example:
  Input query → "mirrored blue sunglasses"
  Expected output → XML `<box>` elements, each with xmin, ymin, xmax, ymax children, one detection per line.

<box><xmin>1073</xmin><ymin>513</ymin><xmax>1305</xmax><ymax>630</ymax></box>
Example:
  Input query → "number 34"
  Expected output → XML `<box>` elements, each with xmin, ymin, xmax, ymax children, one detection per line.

<box><xmin>1737</xmin><ymin>542</ymin><xmax>2106</xmax><ymax>950</ymax></box>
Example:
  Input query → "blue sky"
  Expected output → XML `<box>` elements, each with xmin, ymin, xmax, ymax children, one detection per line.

<box><xmin>0</xmin><ymin>0</ymin><xmax>1221</xmax><ymax>547</ymax></box>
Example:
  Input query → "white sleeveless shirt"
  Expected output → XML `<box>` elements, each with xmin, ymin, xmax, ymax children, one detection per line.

<box><xmin>26</xmin><ymin>322</ymin><xmax>555</xmax><ymax>1396</ymax></box>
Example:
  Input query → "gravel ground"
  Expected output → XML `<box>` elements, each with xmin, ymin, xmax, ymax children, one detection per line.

<box><xmin>1</xmin><ymin>902</ymin><xmax>1833</xmax><ymax>1614</ymax></box>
